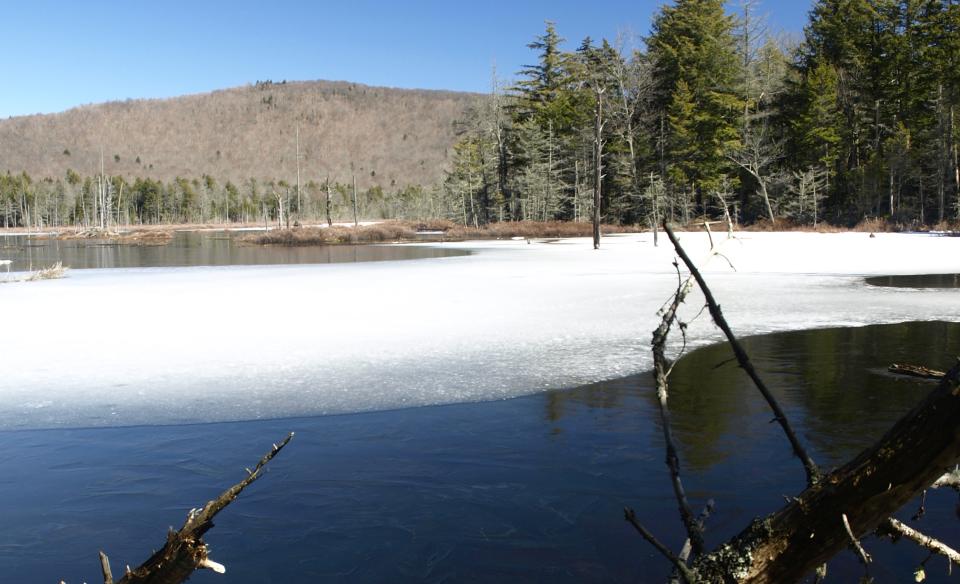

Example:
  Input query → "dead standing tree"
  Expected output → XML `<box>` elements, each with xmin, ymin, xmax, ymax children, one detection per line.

<box><xmin>93</xmin><ymin>433</ymin><xmax>293</xmax><ymax>584</ymax></box>
<box><xmin>627</xmin><ymin>223</ymin><xmax>960</xmax><ymax>583</ymax></box>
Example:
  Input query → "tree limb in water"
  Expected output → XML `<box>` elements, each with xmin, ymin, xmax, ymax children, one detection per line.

<box><xmin>637</xmin><ymin>225</ymin><xmax>960</xmax><ymax>582</ymax></box>
<box><xmin>889</xmin><ymin>363</ymin><xmax>946</xmax><ymax>380</ymax></box>
<box><xmin>664</xmin><ymin>222</ymin><xmax>820</xmax><ymax>486</ymax></box>
<box><xmin>98</xmin><ymin>432</ymin><xmax>294</xmax><ymax>584</ymax></box>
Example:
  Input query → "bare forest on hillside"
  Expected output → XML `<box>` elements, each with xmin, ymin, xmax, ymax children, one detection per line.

<box><xmin>0</xmin><ymin>80</ymin><xmax>477</xmax><ymax>190</ymax></box>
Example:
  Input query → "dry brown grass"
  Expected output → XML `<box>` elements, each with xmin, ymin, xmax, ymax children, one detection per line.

<box><xmin>444</xmin><ymin>221</ymin><xmax>635</xmax><ymax>240</ymax></box>
<box><xmin>242</xmin><ymin>220</ymin><xmax>639</xmax><ymax>246</ymax></box>
<box><xmin>57</xmin><ymin>228</ymin><xmax>174</xmax><ymax>245</ymax></box>
<box><xmin>707</xmin><ymin>217</ymin><xmax>918</xmax><ymax>233</ymax></box>
<box><xmin>241</xmin><ymin>222</ymin><xmax>418</xmax><ymax>246</ymax></box>
<box><xmin>25</xmin><ymin>262</ymin><xmax>68</xmax><ymax>281</ymax></box>
<box><xmin>1</xmin><ymin>262</ymin><xmax>70</xmax><ymax>284</ymax></box>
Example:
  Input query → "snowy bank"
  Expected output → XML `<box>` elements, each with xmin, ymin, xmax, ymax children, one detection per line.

<box><xmin>1</xmin><ymin>231</ymin><xmax>959</xmax><ymax>429</ymax></box>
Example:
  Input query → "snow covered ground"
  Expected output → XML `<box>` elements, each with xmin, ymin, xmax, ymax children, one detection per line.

<box><xmin>1</xmin><ymin>231</ymin><xmax>959</xmax><ymax>429</ymax></box>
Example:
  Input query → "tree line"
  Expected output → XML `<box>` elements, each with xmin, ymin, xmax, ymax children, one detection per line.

<box><xmin>2</xmin><ymin>0</ymin><xmax>958</xmax><ymax>231</ymax></box>
<box><xmin>0</xmin><ymin>169</ymin><xmax>457</xmax><ymax>230</ymax></box>
<box><xmin>446</xmin><ymin>0</ymin><xmax>960</xmax><ymax>228</ymax></box>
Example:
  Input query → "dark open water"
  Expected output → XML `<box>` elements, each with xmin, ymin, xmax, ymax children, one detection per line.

<box><xmin>2</xmin><ymin>321</ymin><xmax>959</xmax><ymax>583</ymax></box>
<box><xmin>0</xmin><ymin>231</ymin><xmax>465</xmax><ymax>271</ymax></box>
<box><xmin>866</xmin><ymin>273</ymin><xmax>960</xmax><ymax>289</ymax></box>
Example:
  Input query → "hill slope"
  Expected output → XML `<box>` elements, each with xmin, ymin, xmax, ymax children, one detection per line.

<box><xmin>0</xmin><ymin>80</ymin><xmax>479</xmax><ymax>188</ymax></box>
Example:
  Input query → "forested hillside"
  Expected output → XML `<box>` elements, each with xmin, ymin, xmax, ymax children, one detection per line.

<box><xmin>448</xmin><ymin>0</ymin><xmax>960</xmax><ymax>228</ymax></box>
<box><xmin>0</xmin><ymin>80</ymin><xmax>477</xmax><ymax>227</ymax></box>
<box><xmin>2</xmin><ymin>0</ymin><xmax>958</xmax><ymax>230</ymax></box>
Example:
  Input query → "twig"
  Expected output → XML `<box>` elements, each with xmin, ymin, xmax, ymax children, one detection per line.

<box><xmin>913</xmin><ymin>489</ymin><xmax>928</xmax><ymax>520</ymax></box>
<box><xmin>842</xmin><ymin>512</ymin><xmax>872</xmax><ymax>567</ymax></box>
<box><xmin>624</xmin><ymin>507</ymin><xmax>697</xmax><ymax>583</ymax></box>
<box><xmin>663</xmin><ymin>222</ymin><xmax>821</xmax><ymax>486</ymax></box>
<box><xmin>883</xmin><ymin>518</ymin><xmax>960</xmax><ymax>564</ymax></box>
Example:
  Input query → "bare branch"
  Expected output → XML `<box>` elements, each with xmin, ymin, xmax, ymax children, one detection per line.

<box><xmin>109</xmin><ymin>432</ymin><xmax>294</xmax><ymax>584</ymax></box>
<box><xmin>842</xmin><ymin>512</ymin><xmax>872</xmax><ymax>566</ymax></box>
<box><xmin>651</xmin><ymin>263</ymin><xmax>703</xmax><ymax>556</ymax></box>
<box><xmin>624</xmin><ymin>507</ymin><xmax>697</xmax><ymax>583</ymax></box>
<box><xmin>884</xmin><ymin>518</ymin><xmax>960</xmax><ymax>564</ymax></box>
<box><xmin>663</xmin><ymin>222</ymin><xmax>820</xmax><ymax>486</ymax></box>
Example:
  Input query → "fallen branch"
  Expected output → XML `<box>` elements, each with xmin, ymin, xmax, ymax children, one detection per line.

<box><xmin>99</xmin><ymin>432</ymin><xmax>294</xmax><ymax>584</ymax></box>
<box><xmin>647</xmin><ymin>226</ymin><xmax>960</xmax><ymax>582</ymax></box>
<box><xmin>688</xmin><ymin>358</ymin><xmax>960</xmax><ymax>582</ymax></box>
<box><xmin>889</xmin><ymin>363</ymin><xmax>946</xmax><ymax>380</ymax></box>
<box><xmin>883</xmin><ymin>517</ymin><xmax>960</xmax><ymax>564</ymax></box>
<box><xmin>651</xmin><ymin>263</ymin><xmax>703</xmax><ymax>557</ymax></box>
<box><xmin>664</xmin><ymin>222</ymin><xmax>820</xmax><ymax>486</ymax></box>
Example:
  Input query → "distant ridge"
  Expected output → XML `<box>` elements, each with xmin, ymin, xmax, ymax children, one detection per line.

<box><xmin>0</xmin><ymin>80</ymin><xmax>480</xmax><ymax>188</ymax></box>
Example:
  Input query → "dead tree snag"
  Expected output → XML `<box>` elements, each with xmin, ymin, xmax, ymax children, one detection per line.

<box><xmin>631</xmin><ymin>223</ymin><xmax>960</xmax><ymax>582</ymax></box>
<box><xmin>97</xmin><ymin>433</ymin><xmax>293</xmax><ymax>584</ymax></box>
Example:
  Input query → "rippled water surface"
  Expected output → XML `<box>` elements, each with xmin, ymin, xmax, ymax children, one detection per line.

<box><xmin>4</xmin><ymin>321</ymin><xmax>959</xmax><ymax>583</ymax></box>
<box><xmin>0</xmin><ymin>230</ymin><xmax>466</xmax><ymax>270</ymax></box>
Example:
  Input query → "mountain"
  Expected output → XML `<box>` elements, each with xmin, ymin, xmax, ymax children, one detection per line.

<box><xmin>0</xmin><ymin>80</ymin><xmax>480</xmax><ymax>188</ymax></box>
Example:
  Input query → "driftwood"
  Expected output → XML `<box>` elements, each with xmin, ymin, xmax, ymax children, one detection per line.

<box><xmin>889</xmin><ymin>362</ymin><xmax>946</xmax><ymax>380</ymax></box>
<box><xmin>97</xmin><ymin>433</ymin><xmax>293</xmax><ymax>584</ymax></box>
<box><xmin>630</xmin><ymin>223</ymin><xmax>960</xmax><ymax>583</ymax></box>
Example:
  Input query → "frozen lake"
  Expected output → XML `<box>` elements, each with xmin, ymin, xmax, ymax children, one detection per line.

<box><xmin>3</xmin><ymin>230</ymin><xmax>960</xmax><ymax>582</ymax></box>
<box><xmin>1</xmin><ymin>231</ymin><xmax>960</xmax><ymax>429</ymax></box>
<box><xmin>7</xmin><ymin>322</ymin><xmax>960</xmax><ymax>583</ymax></box>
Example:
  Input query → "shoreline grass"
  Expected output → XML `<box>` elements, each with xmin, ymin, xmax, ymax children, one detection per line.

<box><xmin>238</xmin><ymin>220</ymin><xmax>639</xmax><ymax>246</ymax></box>
<box><xmin>1</xmin><ymin>262</ymin><xmax>69</xmax><ymax>284</ymax></box>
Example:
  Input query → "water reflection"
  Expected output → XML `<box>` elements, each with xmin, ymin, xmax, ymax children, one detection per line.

<box><xmin>866</xmin><ymin>273</ymin><xmax>960</xmax><ymax>288</ymax></box>
<box><xmin>1</xmin><ymin>322</ymin><xmax>957</xmax><ymax>582</ymax></box>
<box><xmin>664</xmin><ymin>321</ymin><xmax>960</xmax><ymax>469</ymax></box>
<box><xmin>542</xmin><ymin>321</ymin><xmax>960</xmax><ymax>471</ymax></box>
<box><xmin>0</xmin><ymin>231</ymin><xmax>467</xmax><ymax>271</ymax></box>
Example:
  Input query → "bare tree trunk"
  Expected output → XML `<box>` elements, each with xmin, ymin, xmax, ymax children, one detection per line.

<box><xmin>295</xmin><ymin>126</ymin><xmax>301</xmax><ymax>222</ymax></box>
<box><xmin>593</xmin><ymin>88</ymin><xmax>604</xmax><ymax>250</ymax></box>
<box><xmin>351</xmin><ymin>175</ymin><xmax>359</xmax><ymax>227</ymax></box>
<box><xmin>690</xmin><ymin>359</ymin><xmax>960</xmax><ymax>583</ymax></box>
<box><xmin>889</xmin><ymin>158</ymin><xmax>896</xmax><ymax>217</ymax></box>
<box><xmin>952</xmin><ymin>104</ymin><xmax>959</xmax><ymax>220</ymax></box>
<box><xmin>325</xmin><ymin>176</ymin><xmax>333</xmax><ymax>227</ymax></box>
<box><xmin>937</xmin><ymin>84</ymin><xmax>947</xmax><ymax>223</ymax></box>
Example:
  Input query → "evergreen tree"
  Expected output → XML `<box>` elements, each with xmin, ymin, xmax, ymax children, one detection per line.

<box><xmin>648</xmin><ymin>0</ymin><xmax>742</xmax><ymax>209</ymax></box>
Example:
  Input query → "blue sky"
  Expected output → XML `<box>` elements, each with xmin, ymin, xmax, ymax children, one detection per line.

<box><xmin>1</xmin><ymin>0</ymin><xmax>812</xmax><ymax>118</ymax></box>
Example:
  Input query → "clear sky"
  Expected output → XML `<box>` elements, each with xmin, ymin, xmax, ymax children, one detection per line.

<box><xmin>1</xmin><ymin>0</ymin><xmax>813</xmax><ymax>119</ymax></box>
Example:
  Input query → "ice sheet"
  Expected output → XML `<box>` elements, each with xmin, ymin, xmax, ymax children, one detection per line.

<box><xmin>2</xmin><ymin>231</ymin><xmax>959</xmax><ymax>429</ymax></box>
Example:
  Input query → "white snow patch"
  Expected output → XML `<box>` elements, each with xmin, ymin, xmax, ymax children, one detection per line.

<box><xmin>1</xmin><ymin>231</ymin><xmax>959</xmax><ymax>429</ymax></box>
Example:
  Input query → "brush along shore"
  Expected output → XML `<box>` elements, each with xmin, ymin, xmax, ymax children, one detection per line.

<box><xmin>240</xmin><ymin>220</ymin><xmax>638</xmax><ymax>246</ymax></box>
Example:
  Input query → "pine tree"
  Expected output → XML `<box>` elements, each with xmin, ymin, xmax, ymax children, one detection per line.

<box><xmin>648</xmin><ymin>0</ymin><xmax>742</xmax><ymax>210</ymax></box>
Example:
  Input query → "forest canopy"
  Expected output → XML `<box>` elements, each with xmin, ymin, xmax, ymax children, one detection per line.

<box><xmin>2</xmin><ymin>0</ymin><xmax>958</xmax><ymax>230</ymax></box>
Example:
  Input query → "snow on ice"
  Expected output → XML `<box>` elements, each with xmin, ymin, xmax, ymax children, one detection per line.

<box><xmin>1</xmin><ymin>231</ymin><xmax>959</xmax><ymax>429</ymax></box>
